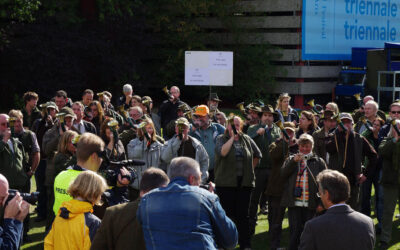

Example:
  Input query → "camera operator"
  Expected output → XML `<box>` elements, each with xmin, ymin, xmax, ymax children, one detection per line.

<box><xmin>280</xmin><ymin>134</ymin><xmax>327</xmax><ymax>250</ymax></box>
<box><xmin>161</xmin><ymin>117</ymin><xmax>209</xmax><ymax>183</ymax></box>
<box><xmin>52</xmin><ymin>133</ymin><xmax>130</xmax><ymax>222</ymax></box>
<box><xmin>137</xmin><ymin>157</ymin><xmax>238</xmax><ymax>249</ymax></box>
<box><xmin>0</xmin><ymin>174</ymin><xmax>30</xmax><ymax>250</ymax></box>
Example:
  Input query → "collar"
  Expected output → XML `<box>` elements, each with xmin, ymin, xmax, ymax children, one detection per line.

<box><xmin>170</xmin><ymin>177</ymin><xmax>190</xmax><ymax>186</ymax></box>
<box><xmin>72</xmin><ymin>165</ymin><xmax>86</xmax><ymax>171</ymax></box>
<box><xmin>328</xmin><ymin>203</ymin><xmax>347</xmax><ymax>210</ymax></box>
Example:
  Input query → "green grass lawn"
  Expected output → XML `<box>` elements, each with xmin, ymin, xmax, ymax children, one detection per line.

<box><xmin>22</xmin><ymin>180</ymin><xmax>400</xmax><ymax>250</ymax></box>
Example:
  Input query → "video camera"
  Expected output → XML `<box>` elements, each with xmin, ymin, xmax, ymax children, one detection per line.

<box><xmin>97</xmin><ymin>150</ymin><xmax>144</xmax><ymax>186</ymax></box>
<box><xmin>5</xmin><ymin>189</ymin><xmax>39</xmax><ymax>206</ymax></box>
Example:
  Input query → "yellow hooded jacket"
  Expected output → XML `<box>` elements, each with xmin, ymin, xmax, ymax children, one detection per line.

<box><xmin>44</xmin><ymin>199</ymin><xmax>101</xmax><ymax>250</ymax></box>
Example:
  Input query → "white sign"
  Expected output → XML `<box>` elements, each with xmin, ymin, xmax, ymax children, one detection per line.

<box><xmin>185</xmin><ymin>51</ymin><xmax>233</xmax><ymax>86</ymax></box>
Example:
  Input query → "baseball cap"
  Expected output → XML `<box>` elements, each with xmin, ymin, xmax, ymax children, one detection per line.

<box><xmin>193</xmin><ymin>105</ymin><xmax>209</xmax><ymax>116</ymax></box>
<box><xmin>60</xmin><ymin>107</ymin><xmax>77</xmax><ymax>119</ymax></box>
<box><xmin>175</xmin><ymin>117</ymin><xmax>190</xmax><ymax>127</ymax></box>
<box><xmin>283</xmin><ymin>122</ymin><xmax>296</xmax><ymax>132</ymax></box>
<box><xmin>339</xmin><ymin>113</ymin><xmax>354</xmax><ymax>123</ymax></box>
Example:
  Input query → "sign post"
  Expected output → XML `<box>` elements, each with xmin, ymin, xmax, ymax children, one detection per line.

<box><xmin>185</xmin><ymin>51</ymin><xmax>233</xmax><ymax>102</ymax></box>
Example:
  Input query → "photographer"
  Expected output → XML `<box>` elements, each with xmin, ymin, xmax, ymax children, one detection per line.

<box><xmin>137</xmin><ymin>157</ymin><xmax>238</xmax><ymax>249</ymax></box>
<box><xmin>53</xmin><ymin>133</ymin><xmax>130</xmax><ymax>221</ymax></box>
<box><xmin>161</xmin><ymin>117</ymin><xmax>209</xmax><ymax>183</ymax></box>
<box><xmin>280</xmin><ymin>134</ymin><xmax>327</xmax><ymax>250</ymax></box>
<box><xmin>0</xmin><ymin>174</ymin><xmax>30</xmax><ymax>250</ymax></box>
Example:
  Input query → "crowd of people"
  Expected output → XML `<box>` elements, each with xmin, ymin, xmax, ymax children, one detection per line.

<box><xmin>0</xmin><ymin>84</ymin><xmax>399</xmax><ymax>249</ymax></box>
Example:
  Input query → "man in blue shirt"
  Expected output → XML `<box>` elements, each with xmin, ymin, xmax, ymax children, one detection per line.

<box><xmin>190</xmin><ymin>105</ymin><xmax>225</xmax><ymax>182</ymax></box>
<box><xmin>137</xmin><ymin>157</ymin><xmax>238</xmax><ymax>250</ymax></box>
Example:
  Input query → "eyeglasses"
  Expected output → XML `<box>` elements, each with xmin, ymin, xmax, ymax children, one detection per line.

<box><xmin>391</xmin><ymin>111</ymin><xmax>400</xmax><ymax>114</ymax></box>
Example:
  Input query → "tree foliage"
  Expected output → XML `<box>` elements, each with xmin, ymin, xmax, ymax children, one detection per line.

<box><xmin>0</xmin><ymin>0</ymin><xmax>279</xmax><ymax>110</ymax></box>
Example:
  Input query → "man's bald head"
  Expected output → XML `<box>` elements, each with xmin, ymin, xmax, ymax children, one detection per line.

<box><xmin>363</xmin><ymin>95</ymin><xmax>374</xmax><ymax>105</ymax></box>
<box><xmin>0</xmin><ymin>175</ymin><xmax>8</xmax><ymax>188</ymax></box>
<box><xmin>0</xmin><ymin>174</ymin><xmax>9</xmax><ymax>206</ymax></box>
<box><xmin>0</xmin><ymin>114</ymin><xmax>9</xmax><ymax>133</ymax></box>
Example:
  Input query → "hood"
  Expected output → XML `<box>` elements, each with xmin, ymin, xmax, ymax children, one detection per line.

<box><xmin>58</xmin><ymin>199</ymin><xmax>93</xmax><ymax>219</ymax></box>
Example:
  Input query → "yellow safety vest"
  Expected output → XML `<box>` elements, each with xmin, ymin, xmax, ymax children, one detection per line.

<box><xmin>53</xmin><ymin>169</ymin><xmax>82</xmax><ymax>215</ymax></box>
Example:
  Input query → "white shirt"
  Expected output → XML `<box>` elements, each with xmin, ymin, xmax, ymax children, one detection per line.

<box><xmin>73</xmin><ymin>120</ymin><xmax>85</xmax><ymax>134</ymax></box>
<box><xmin>7</xmin><ymin>139</ymin><xmax>14</xmax><ymax>153</ymax></box>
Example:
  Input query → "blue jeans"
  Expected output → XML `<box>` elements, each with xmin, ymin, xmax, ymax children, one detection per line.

<box><xmin>361</xmin><ymin>169</ymin><xmax>383</xmax><ymax>227</ymax></box>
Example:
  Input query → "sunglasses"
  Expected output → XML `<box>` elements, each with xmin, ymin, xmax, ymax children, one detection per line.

<box><xmin>391</xmin><ymin>111</ymin><xmax>400</xmax><ymax>114</ymax></box>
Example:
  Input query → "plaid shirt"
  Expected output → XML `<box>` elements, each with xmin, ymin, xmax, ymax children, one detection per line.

<box><xmin>294</xmin><ymin>159</ymin><xmax>309</xmax><ymax>207</ymax></box>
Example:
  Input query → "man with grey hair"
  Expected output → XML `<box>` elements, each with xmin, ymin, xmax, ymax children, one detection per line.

<box><xmin>137</xmin><ymin>156</ymin><xmax>238</xmax><ymax>250</ymax></box>
<box><xmin>300</xmin><ymin>169</ymin><xmax>375</xmax><ymax>250</ymax></box>
<box><xmin>354</xmin><ymin>100</ymin><xmax>378</xmax><ymax>134</ymax></box>
<box><xmin>117</xmin><ymin>83</ymin><xmax>133</xmax><ymax>110</ymax></box>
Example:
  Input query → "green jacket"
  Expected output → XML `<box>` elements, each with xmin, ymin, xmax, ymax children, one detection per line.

<box><xmin>280</xmin><ymin>154</ymin><xmax>327</xmax><ymax>209</ymax></box>
<box><xmin>22</xmin><ymin>106</ymin><xmax>42</xmax><ymax>130</ymax></box>
<box><xmin>214</xmin><ymin>134</ymin><xmax>260</xmax><ymax>187</ymax></box>
<box><xmin>0</xmin><ymin>139</ymin><xmax>28</xmax><ymax>189</ymax></box>
<box><xmin>247</xmin><ymin>123</ymin><xmax>280</xmax><ymax>168</ymax></box>
<box><xmin>312</xmin><ymin>128</ymin><xmax>329</xmax><ymax>163</ymax></box>
<box><xmin>13</xmin><ymin>129</ymin><xmax>37</xmax><ymax>171</ymax></box>
<box><xmin>265</xmin><ymin>139</ymin><xmax>298</xmax><ymax>197</ymax></box>
<box><xmin>53</xmin><ymin>152</ymin><xmax>76</xmax><ymax>180</ymax></box>
<box><xmin>379</xmin><ymin>137</ymin><xmax>400</xmax><ymax>187</ymax></box>
<box><xmin>326</xmin><ymin>130</ymin><xmax>377</xmax><ymax>185</ymax></box>
<box><xmin>90</xmin><ymin>199</ymin><xmax>145</xmax><ymax>250</ymax></box>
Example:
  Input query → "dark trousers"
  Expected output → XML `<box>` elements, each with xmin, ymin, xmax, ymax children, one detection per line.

<box><xmin>207</xmin><ymin>169</ymin><xmax>214</xmax><ymax>183</ymax></box>
<box><xmin>268</xmin><ymin>196</ymin><xmax>286</xmax><ymax>250</ymax></box>
<box><xmin>361</xmin><ymin>169</ymin><xmax>383</xmax><ymax>228</ymax></box>
<box><xmin>45</xmin><ymin>186</ymin><xmax>55</xmax><ymax>231</ymax></box>
<box><xmin>248</xmin><ymin>168</ymin><xmax>270</xmax><ymax>232</ymax></box>
<box><xmin>21</xmin><ymin>179</ymin><xmax>31</xmax><ymax>237</ymax></box>
<box><xmin>288</xmin><ymin>206</ymin><xmax>315</xmax><ymax>250</ymax></box>
<box><xmin>348</xmin><ymin>184</ymin><xmax>360</xmax><ymax>211</ymax></box>
<box><xmin>34</xmin><ymin>159</ymin><xmax>47</xmax><ymax>218</ymax></box>
<box><xmin>217</xmin><ymin>186</ymin><xmax>253</xmax><ymax>249</ymax></box>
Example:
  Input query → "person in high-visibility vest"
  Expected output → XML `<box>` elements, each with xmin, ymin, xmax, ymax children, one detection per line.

<box><xmin>53</xmin><ymin>133</ymin><xmax>104</xmax><ymax>215</ymax></box>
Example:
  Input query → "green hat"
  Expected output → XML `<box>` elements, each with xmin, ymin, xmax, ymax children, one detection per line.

<box><xmin>59</xmin><ymin>107</ymin><xmax>76</xmax><ymax>119</ymax></box>
<box><xmin>175</xmin><ymin>117</ymin><xmax>190</xmax><ymax>127</ymax></box>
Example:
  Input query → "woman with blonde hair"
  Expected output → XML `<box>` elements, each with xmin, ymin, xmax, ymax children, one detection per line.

<box><xmin>127</xmin><ymin>117</ymin><xmax>165</xmax><ymax>192</ymax></box>
<box><xmin>52</xmin><ymin>130</ymin><xmax>79</xmax><ymax>178</ymax></box>
<box><xmin>275</xmin><ymin>93</ymin><xmax>299</xmax><ymax>124</ymax></box>
<box><xmin>44</xmin><ymin>171</ymin><xmax>108</xmax><ymax>250</ymax></box>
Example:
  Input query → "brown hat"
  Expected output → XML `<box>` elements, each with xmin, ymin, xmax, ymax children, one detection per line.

<box><xmin>283</xmin><ymin>122</ymin><xmax>296</xmax><ymax>132</ymax></box>
<box><xmin>59</xmin><ymin>107</ymin><xmax>76</xmax><ymax>119</ymax></box>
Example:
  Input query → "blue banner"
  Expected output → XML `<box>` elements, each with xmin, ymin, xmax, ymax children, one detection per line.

<box><xmin>302</xmin><ymin>0</ymin><xmax>400</xmax><ymax>60</ymax></box>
